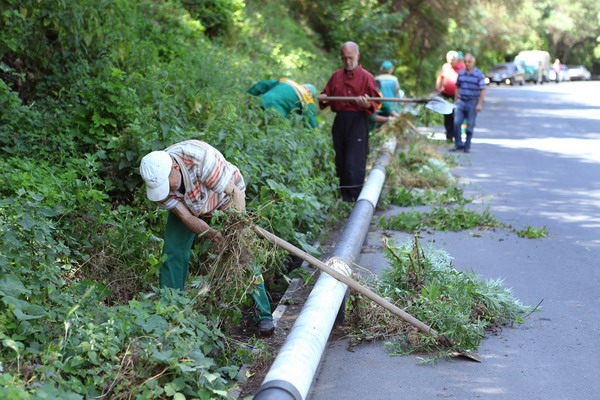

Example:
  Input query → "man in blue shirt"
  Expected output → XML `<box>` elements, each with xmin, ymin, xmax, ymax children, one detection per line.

<box><xmin>451</xmin><ymin>53</ymin><xmax>486</xmax><ymax>152</ymax></box>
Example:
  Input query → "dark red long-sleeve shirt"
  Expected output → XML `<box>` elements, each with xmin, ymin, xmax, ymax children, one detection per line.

<box><xmin>320</xmin><ymin>65</ymin><xmax>380</xmax><ymax>115</ymax></box>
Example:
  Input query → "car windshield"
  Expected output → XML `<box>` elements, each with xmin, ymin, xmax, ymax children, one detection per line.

<box><xmin>490</xmin><ymin>64</ymin><xmax>511</xmax><ymax>72</ymax></box>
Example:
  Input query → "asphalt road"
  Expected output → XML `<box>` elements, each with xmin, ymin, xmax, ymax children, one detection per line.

<box><xmin>308</xmin><ymin>81</ymin><xmax>600</xmax><ymax>400</ymax></box>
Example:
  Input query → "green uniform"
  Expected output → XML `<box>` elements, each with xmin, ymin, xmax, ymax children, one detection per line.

<box><xmin>368</xmin><ymin>101</ymin><xmax>393</xmax><ymax>132</ymax></box>
<box><xmin>162</xmin><ymin>212</ymin><xmax>272</xmax><ymax>321</ymax></box>
<box><xmin>247</xmin><ymin>79</ymin><xmax>317</xmax><ymax>128</ymax></box>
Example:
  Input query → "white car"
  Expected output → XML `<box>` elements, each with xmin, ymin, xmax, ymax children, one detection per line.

<box><xmin>567</xmin><ymin>65</ymin><xmax>591</xmax><ymax>81</ymax></box>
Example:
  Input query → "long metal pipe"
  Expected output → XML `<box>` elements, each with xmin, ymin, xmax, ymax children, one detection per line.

<box><xmin>254</xmin><ymin>137</ymin><xmax>397</xmax><ymax>400</ymax></box>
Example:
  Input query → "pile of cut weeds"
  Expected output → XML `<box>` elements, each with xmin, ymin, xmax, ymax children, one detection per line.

<box><xmin>190</xmin><ymin>211</ymin><xmax>286</xmax><ymax>323</ymax></box>
<box><xmin>380</xmin><ymin>205</ymin><xmax>500</xmax><ymax>232</ymax></box>
<box><xmin>347</xmin><ymin>236</ymin><xmax>534</xmax><ymax>360</ymax></box>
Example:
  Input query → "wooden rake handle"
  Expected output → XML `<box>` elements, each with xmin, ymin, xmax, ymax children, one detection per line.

<box><xmin>322</xmin><ymin>96</ymin><xmax>430</xmax><ymax>103</ymax></box>
<box><xmin>252</xmin><ymin>225</ymin><xmax>452</xmax><ymax>347</ymax></box>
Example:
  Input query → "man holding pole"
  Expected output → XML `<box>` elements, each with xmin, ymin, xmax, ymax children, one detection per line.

<box><xmin>318</xmin><ymin>41</ymin><xmax>380</xmax><ymax>202</ymax></box>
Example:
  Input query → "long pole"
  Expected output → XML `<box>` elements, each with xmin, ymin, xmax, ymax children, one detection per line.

<box><xmin>323</xmin><ymin>96</ymin><xmax>429</xmax><ymax>103</ymax></box>
<box><xmin>252</xmin><ymin>225</ymin><xmax>450</xmax><ymax>345</ymax></box>
<box><xmin>253</xmin><ymin>138</ymin><xmax>397</xmax><ymax>400</ymax></box>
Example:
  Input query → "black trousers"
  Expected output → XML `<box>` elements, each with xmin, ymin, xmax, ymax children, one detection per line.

<box><xmin>332</xmin><ymin>111</ymin><xmax>369</xmax><ymax>202</ymax></box>
<box><xmin>441</xmin><ymin>92</ymin><xmax>455</xmax><ymax>140</ymax></box>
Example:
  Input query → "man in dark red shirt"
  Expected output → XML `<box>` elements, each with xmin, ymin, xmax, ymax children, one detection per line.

<box><xmin>318</xmin><ymin>41</ymin><xmax>380</xmax><ymax>202</ymax></box>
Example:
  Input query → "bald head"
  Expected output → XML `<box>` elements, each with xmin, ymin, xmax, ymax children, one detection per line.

<box><xmin>341</xmin><ymin>41</ymin><xmax>359</xmax><ymax>54</ymax></box>
<box><xmin>340</xmin><ymin>41</ymin><xmax>360</xmax><ymax>71</ymax></box>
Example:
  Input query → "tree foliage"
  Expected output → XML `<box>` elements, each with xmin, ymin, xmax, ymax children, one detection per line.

<box><xmin>290</xmin><ymin>0</ymin><xmax>599</xmax><ymax>93</ymax></box>
<box><xmin>542</xmin><ymin>0</ymin><xmax>600</xmax><ymax>66</ymax></box>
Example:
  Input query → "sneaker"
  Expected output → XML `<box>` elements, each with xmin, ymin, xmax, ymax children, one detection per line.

<box><xmin>449</xmin><ymin>146</ymin><xmax>464</xmax><ymax>152</ymax></box>
<box><xmin>257</xmin><ymin>318</ymin><xmax>275</xmax><ymax>336</ymax></box>
<box><xmin>463</xmin><ymin>148</ymin><xmax>470</xmax><ymax>153</ymax></box>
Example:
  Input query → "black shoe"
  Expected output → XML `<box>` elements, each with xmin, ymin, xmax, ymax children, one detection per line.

<box><xmin>449</xmin><ymin>146</ymin><xmax>464</xmax><ymax>152</ymax></box>
<box><xmin>257</xmin><ymin>318</ymin><xmax>275</xmax><ymax>336</ymax></box>
<box><xmin>463</xmin><ymin>148</ymin><xmax>470</xmax><ymax>153</ymax></box>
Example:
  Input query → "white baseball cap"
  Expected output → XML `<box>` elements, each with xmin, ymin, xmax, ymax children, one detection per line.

<box><xmin>139</xmin><ymin>151</ymin><xmax>173</xmax><ymax>201</ymax></box>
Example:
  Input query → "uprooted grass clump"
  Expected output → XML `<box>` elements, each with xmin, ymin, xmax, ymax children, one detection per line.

<box><xmin>380</xmin><ymin>205</ymin><xmax>500</xmax><ymax>232</ymax></box>
<box><xmin>382</xmin><ymin>185</ymin><xmax>471</xmax><ymax>208</ymax></box>
<box><xmin>190</xmin><ymin>211</ymin><xmax>285</xmax><ymax>323</ymax></box>
<box><xmin>516</xmin><ymin>225</ymin><xmax>548</xmax><ymax>239</ymax></box>
<box><xmin>346</xmin><ymin>236</ymin><xmax>533</xmax><ymax>359</ymax></box>
<box><xmin>374</xmin><ymin>119</ymin><xmax>461</xmax><ymax>209</ymax></box>
<box><xmin>387</xmin><ymin>134</ymin><xmax>456</xmax><ymax>191</ymax></box>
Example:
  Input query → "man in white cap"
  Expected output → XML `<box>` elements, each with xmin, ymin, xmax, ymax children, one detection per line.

<box><xmin>139</xmin><ymin>139</ymin><xmax>275</xmax><ymax>335</ymax></box>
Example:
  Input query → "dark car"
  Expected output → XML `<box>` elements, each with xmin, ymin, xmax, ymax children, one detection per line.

<box><xmin>485</xmin><ymin>62</ymin><xmax>526</xmax><ymax>86</ymax></box>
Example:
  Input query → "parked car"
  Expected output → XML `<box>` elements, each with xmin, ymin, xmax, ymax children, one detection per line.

<box><xmin>567</xmin><ymin>65</ymin><xmax>591</xmax><ymax>81</ymax></box>
<box><xmin>485</xmin><ymin>62</ymin><xmax>526</xmax><ymax>86</ymax></box>
<box><xmin>549</xmin><ymin>64</ymin><xmax>570</xmax><ymax>82</ymax></box>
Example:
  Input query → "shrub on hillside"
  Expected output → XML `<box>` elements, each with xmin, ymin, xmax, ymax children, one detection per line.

<box><xmin>1</xmin><ymin>0</ymin><xmax>342</xmax><ymax>396</ymax></box>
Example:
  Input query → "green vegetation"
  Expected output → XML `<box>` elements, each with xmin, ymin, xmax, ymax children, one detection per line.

<box><xmin>1</xmin><ymin>287</ymin><xmax>249</xmax><ymax>399</ymax></box>
<box><xmin>385</xmin><ymin>186</ymin><xmax>470</xmax><ymax>208</ymax></box>
<box><xmin>380</xmin><ymin>206</ymin><xmax>499</xmax><ymax>232</ymax></box>
<box><xmin>516</xmin><ymin>225</ymin><xmax>549</xmax><ymax>239</ymax></box>
<box><xmin>0</xmin><ymin>0</ymin><xmax>580</xmax><ymax>395</ymax></box>
<box><xmin>292</xmin><ymin>0</ymin><xmax>600</xmax><ymax>92</ymax></box>
<box><xmin>383</xmin><ymin>134</ymin><xmax>457</xmax><ymax>196</ymax></box>
<box><xmin>348</xmin><ymin>237</ymin><xmax>532</xmax><ymax>357</ymax></box>
<box><xmin>0</xmin><ymin>0</ymin><xmax>344</xmax><ymax>397</ymax></box>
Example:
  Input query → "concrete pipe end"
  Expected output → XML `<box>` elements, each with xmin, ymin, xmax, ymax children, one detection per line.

<box><xmin>254</xmin><ymin>380</ymin><xmax>302</xmax><ymax>400</ymax></box>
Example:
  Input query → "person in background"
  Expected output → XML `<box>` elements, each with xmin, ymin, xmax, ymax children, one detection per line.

<box><xmin>369</xmin><ymin>92</ymin><xmax>397</xmax><ymax>132</ymax></box>
<box><xmin>456</xmin><ymin>51</ymin><xmax>466</xmax><ymax>70</ymax></box>
<box><xmin>247</xmin><ymin>78</ymin><xmax>318</xmax><ymax>128</ymax></box>
<box><xmin>455</xmin><ymin>51</ymin><xmax>468</xmax><ymax>139</ymax></box>
<box><xmin>552</xmin><ymin>59</ymin><xmax>561</xmax><ymax>82</ymax></box>
<box><xmin>318</xmin><ymin>41</ymin><xmax>380</xmax><ymax>202</ymax></box>
<box><xmin>436</xmin><ymin>50</ymin><xmax>461</xmax><ymax>142</ymax></box>
<box><xmin>139</xmin><ymin>140</ymin><xmax>275</xmax><ymax>336</ymax></box>
<box><xmin>451</xmin><ymin>53</ymin><xmax>486</xmax><ymax>153</ymax></box>
<box><xmin>375</xmin><ymin>60</ymin><xmax>403</xmax><ymax>113</ymax></box>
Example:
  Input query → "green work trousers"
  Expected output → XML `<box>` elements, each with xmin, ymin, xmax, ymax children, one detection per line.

<box><xmin>160</xmin><ymin>212</ymin><xmax>272</xmax><ymax>320</ymax></box>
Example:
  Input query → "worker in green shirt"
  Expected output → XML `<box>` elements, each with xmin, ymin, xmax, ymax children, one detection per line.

<box><xmin>368</xmin><ymin>94</ymin><xmax>397</xmax><ymax>132</ymax></box>
<box><xmin>247</xmin><ymin>78</ymin><xmax>318</xmax><ymax>128</ymax></box>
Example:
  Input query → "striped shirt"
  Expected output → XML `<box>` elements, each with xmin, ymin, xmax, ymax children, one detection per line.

<box><xmin>158</xmin><ymin>140</ymin><xmax>245</xmax><ymax>217</ymax></box>
<box><xmin>456</xmin><ymin>67</ymin><xmax>486</xmax><ymax>101</ymax></box>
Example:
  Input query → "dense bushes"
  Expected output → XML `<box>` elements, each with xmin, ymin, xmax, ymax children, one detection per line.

<box><xmin>1</xmin><ymin>0</ymin><xmax>342</xmax><ymax>396</ymax></box>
